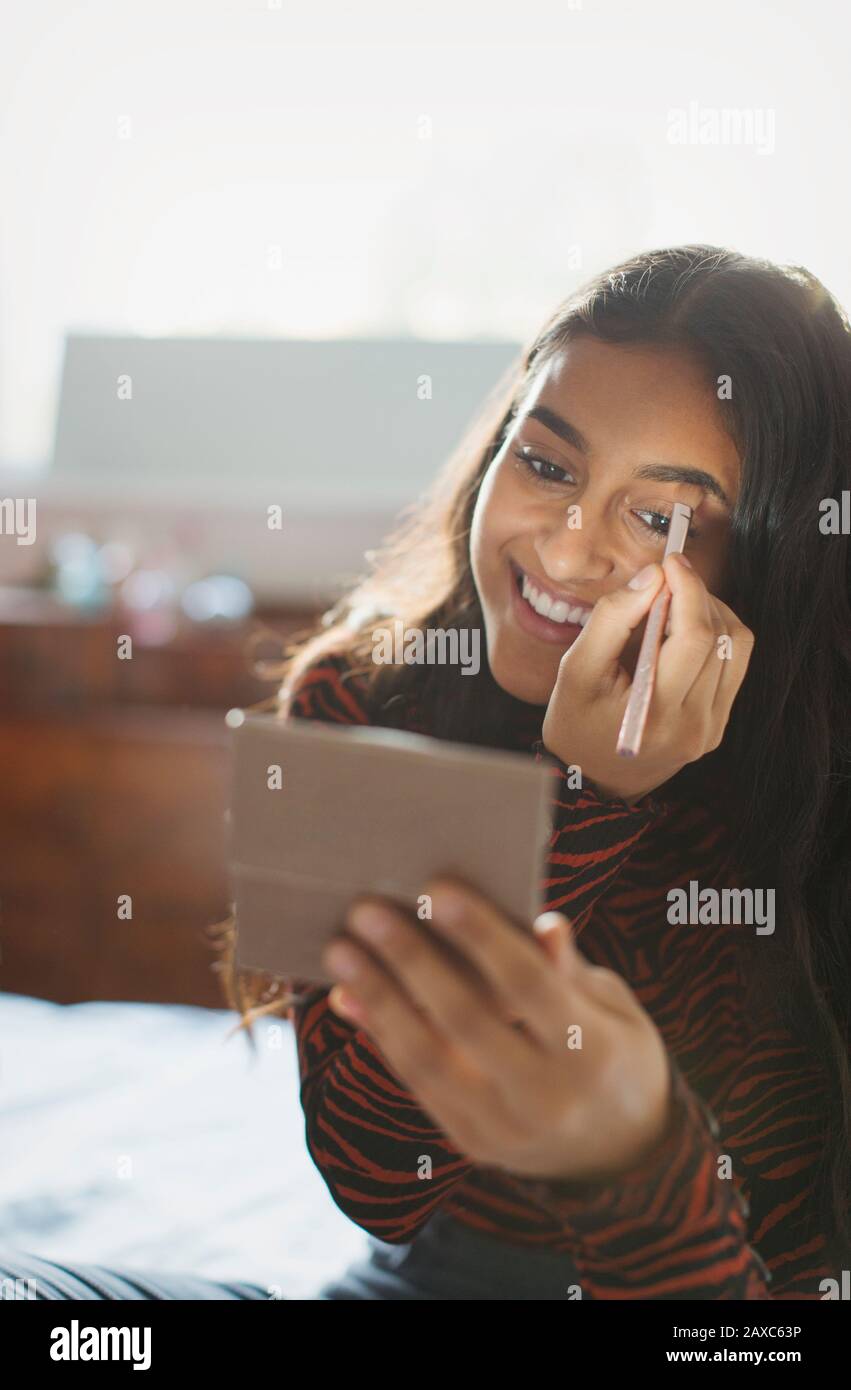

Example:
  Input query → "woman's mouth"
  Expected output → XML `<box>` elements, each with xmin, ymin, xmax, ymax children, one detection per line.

<box><xmin>508</xmin><ymin>560</ymin><xmax>594</xmax><ymax>645</ymax></box>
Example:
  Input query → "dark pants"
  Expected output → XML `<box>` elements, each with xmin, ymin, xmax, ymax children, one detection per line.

<box><xmin>317</xmin><ymin>1209</ymin><xmax>584</xmax><ymax>1300</ymax></box>
<box><xmin>0</xmin><ymin>1211</ymin><xmax>584</xmax><ymax>1301</ymax></box>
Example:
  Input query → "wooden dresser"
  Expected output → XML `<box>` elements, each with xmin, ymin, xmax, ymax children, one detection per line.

<box><xmin>0</xmin><ymin>594</ymin><xmax>318</xmax><ymax>1007</ymax></box>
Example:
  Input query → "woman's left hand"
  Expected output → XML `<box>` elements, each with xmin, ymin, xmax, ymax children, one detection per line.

<box><xmin>321</xmin><ymin>877</ymin><xmax>673</xmax><ymax>1185</ymax></box>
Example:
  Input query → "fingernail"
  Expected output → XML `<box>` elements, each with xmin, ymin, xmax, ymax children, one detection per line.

<box><xmin>429</xmin><ymin>886</ymin><xmax>467</xmax><ymax>927</ymax></box>
<box><xmin>329</xmin><ymin>985</ymin><xmax>367</xmax><ymax>1021</ymax></box>
<box><xmin>348</xmin><ymin>902</ymin><xmax>395</xmax><ymax>943</ymax></box>
<box><xmin>628</xmin><ymin>564</ymin><xmax>659</xmax><ymax>589</ymax></box>
<box><xmin>532</xmin><ymin>911</ymin><xmax>570</xmax><ymax>936</ymax></box>
<box><xmin>324</xmin><ymin>941</ymin><xmax>363</xmax><ymax>979</ymax></box>
<box><xmin>672</xmin><ymin>552</ymin><xmax>693</xmax><ymax>569</ymax></box>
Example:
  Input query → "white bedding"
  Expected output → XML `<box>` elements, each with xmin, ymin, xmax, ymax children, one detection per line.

<box><xmin>0</xmin><ymin>993</ymin><xmax>368</xmax><ymax>1299</ymax></box>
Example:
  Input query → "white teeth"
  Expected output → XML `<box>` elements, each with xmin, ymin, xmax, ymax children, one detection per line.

<box><xmin>517</xmin><ymin>567</ymin><xmax>592</xmax><ymax>628</ymax></box>
<box><xmin>518</xmin><ymin>568</ymin><xmax>591</xmax><ymax>626</ymax></box>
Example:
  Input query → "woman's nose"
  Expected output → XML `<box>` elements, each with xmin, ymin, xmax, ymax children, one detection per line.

<box><xmin>534</xmin><ymin>514</ymin><xmax>614</xmax><ymax>583</ymax></box>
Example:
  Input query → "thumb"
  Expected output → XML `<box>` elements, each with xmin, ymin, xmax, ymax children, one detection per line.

<box><xmin>532</xmin><ymin>910</ymin><xmax>581</xmax><ymax>972</ymax></box>
<box><xmin>565</xmin><ymin>563</ymin><xmax>665</xmax><ymax>690</ymax></box>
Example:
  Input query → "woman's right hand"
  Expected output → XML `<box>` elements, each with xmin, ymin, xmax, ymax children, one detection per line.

<box><xmin>541</xmin><ymin>553</ymin><xmax>755</xmax><ymax>805</ymax></box>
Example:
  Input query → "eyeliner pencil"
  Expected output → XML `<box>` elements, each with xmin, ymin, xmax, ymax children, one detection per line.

<box><xmin>616</xmin><ymin>501</ymin><xmax>693</xmax><ymax>759</ymax></box>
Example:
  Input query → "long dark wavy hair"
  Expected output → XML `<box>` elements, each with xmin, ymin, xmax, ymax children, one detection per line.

<box><xmin>215</xmin><ymin>245</ymin><xmax>851</xmax><ymax>1267</ymax></box>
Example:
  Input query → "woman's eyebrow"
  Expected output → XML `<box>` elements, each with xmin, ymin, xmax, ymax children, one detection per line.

<box><xmin>632</xmin><ymin>463</ymin><xmax>731</xmax><ymax>507</ymax></box>
<box><xmin>522</xmin><ymin>405</ymin><xmax>590</xmax><ymax>454</ymax></box>
<box><xmin>521</xmin><ymin>405</ymin><xmax>731</xmax><ymax>507</ymax></box>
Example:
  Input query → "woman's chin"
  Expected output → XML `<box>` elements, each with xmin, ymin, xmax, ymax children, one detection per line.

<box><xmin>488</xmin><ymin>649</ymin><xmax>558</xmax><ymax>707</ymax></box>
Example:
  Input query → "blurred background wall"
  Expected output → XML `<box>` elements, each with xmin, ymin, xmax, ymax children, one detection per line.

<box><xmin>0</xmin><ymin>0</ymin><xmax>847</xmax><ymax>1007</ymax></box>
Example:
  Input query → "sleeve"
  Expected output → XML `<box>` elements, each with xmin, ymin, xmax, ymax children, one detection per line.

<box><xmin>285</xmin><ymin>653</ymin><xmax>476</xmax><ymax>1242</ymax></box>
<box><xmin>532</xmin><ymin>740</ymin><xmax>668</xmax><ymax>923</ymax></box>
<box><xmin>517</xmin><ymin>1031</ymin><xmax>838</xmax><ymax>1300</ymax></box>
<box><xmin>286</xmin><ymin>666</ymin><xmax>674</xmax><ymax>1244</ymax></box>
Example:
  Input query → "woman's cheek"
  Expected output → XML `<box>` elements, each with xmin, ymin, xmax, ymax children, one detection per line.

<box><xmin>469</xmin><ymin>479</ymin><xmax>508</xmax><ymax>598</ymax></box>
<box><xmin>472</xmin><ymin>466</ymin><xmax>529</xmax><ymax>565</ymax></box>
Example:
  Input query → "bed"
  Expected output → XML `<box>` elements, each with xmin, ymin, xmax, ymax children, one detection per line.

<box><xmin>0</xmin><ymin>992</ymin><xmax>368</xmax><ymax>1299</ymax></box>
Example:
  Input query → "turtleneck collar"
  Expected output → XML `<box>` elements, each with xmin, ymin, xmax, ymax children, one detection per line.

<box><xmin>497</xmin><ymin>698</ymin><xmax>547</xmax><ymax>754</ymax></box>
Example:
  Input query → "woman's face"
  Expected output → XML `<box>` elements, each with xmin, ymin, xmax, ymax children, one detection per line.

<box><xmin>470</xmin><ymin>336</ymin><xmax>742</xmax><ymax>706</ymax></box>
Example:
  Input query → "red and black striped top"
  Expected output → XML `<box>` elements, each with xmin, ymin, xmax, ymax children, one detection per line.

<box><xmin>288</xmin><ymin>651</ymin><xmax>836</xmax><ymax>1299</ymax></box>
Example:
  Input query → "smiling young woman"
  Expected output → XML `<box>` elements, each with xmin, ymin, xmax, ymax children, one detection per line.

<box><xmin>219</xmin><ymin>244</ymin><xmax>850</xmax><ymax>1300</ymax></box>
<box><xmin>8</xmin><ymin>244</ymin><xmax>847</xmax><ymax>1304</ymax></box>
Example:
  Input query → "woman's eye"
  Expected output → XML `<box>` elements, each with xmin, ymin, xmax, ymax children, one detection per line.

<box><xmin>511</xmin><ymin>451</ymin><xmax>701</xmax><ymax>544</ymax></box>
<box><xmin>632</xmin><ymin>508</ymin><xmax>698</xmax><ymax>543</ymax></box>
<box><xmin>513</xmin><ymin>448</ymin><xmax>574</xmax><ymax>486</ymax></box>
